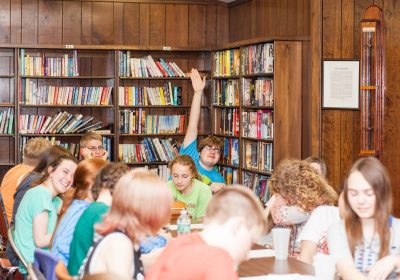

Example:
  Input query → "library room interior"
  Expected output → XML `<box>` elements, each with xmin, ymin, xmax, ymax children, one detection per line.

<box><xmin>0</xmin><ymin>1</ymin><xmax>399</xmax><ymax>280</ymax></box>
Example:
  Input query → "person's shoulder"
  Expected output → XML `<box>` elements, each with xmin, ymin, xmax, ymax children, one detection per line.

<box><xmin>311</xmin><ymin>205</ymin><xmax>339</xmax><ymax>217</ymax></box>
<box><xmin>193</xmin><ymin>179</ymin><xmax>210</xmax><ymax>189</ymax></box>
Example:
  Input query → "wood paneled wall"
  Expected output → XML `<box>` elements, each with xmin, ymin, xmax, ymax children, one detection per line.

<box><xmin>0</xmin><ymin>0</ymin><xmax>229</xmax><ymax>48</ymax></box>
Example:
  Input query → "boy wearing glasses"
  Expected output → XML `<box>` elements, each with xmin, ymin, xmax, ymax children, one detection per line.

<box><xmin>180</xmin><ymin>69</ymin><xmax>226</xmax><ymax>192</ymax></box>
<box><xmin>79</xmin><ymin>132</ymin><xmax>108</xmax><ymax>160</ymax></box>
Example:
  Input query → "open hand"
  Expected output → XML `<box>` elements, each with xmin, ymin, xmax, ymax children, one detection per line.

<box><xmin>190</xmin><ymin>68</ymin><xmax>206</xmax><ymax>93</ymax></box>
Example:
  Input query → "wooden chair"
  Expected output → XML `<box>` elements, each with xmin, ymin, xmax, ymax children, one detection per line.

<box><xmin>7</xmin><ymin>227</ymin><xmax>28</xmax><ymax>271</ymax></box>
<box><xmin>55</xmin><ymin>261</ymin><xmax>74</xmax><ymax>280</ymax></box>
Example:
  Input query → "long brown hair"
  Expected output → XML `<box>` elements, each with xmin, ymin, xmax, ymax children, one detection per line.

<box><xmin>59</xmin><ymin>158</ymin><xmax>108</xmax><ymax>218</ymax></box>
<box><xmin>344</xmin><ymin>157</ymin><xmax>392</xmax><ymax>258</ymax></box>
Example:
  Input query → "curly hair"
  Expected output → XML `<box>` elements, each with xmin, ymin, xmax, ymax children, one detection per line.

<box><xmin>270</xmin><ymin>159</ymin><xmax>337</xmax><ymax>212</ymax></box>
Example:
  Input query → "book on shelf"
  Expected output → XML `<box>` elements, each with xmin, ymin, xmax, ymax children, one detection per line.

<box><xmin>242</xmin><ymin>78</ymin><xmax>273</xmax><ymax>106</ymax></box>
<box><xmin>20</xmin><ymin>80</ymin><xmax>113</xmax><ymax>106</ymax></box>
<box><xmin>213</xmin><ymin>49</ymin><xmax>240</xmax><ymax>77</ymax></box>
<box><xmin>0</xmin><ymin>108</ymin><xmax>14</xmax><ymax>134</ymax></box>
<box><xmin>243</xmin><ymin>141</ymin><xmax>273</xmax><ymax>172</ymax></box>
<box><xmin>146</xmin><ymin>165</ymin><xmax>170</xmax><ymax>182</ymax></box>
<box><xmin>119</xmin><ymin>137</ymin><xmax>181</xmax><ymax>164</ymax></box>
<box><xmin>19</xmin><ymin>112</ymin><xmax>105</xmax><ymax>134</ymax></box>
<box><xmin>243</xmin><ymin>171</ymin><xmax>270</xmax><ymax>204</ymax></box>
<box><xmin>217</xmin><ymin>166</ymin><xmax>239</xmax><ymax>185</ymax></box>
<box><xmin>213</xmin><ymin>79</ymin><xmax>239</xmax><ymax>106</ymax></box>
<box><xmin>120</xmin><ymin>109</ymin><xmax>184</xmax><ymax>134</ymax></box>
<box><xmin>222</xmin><ymin>137</ymin><xmax>239</xmax><ymax>167</ymax></box>
<box><xmin>20</xmin><ymin>49</ymin><xmax>79</xmax><ymax>77</ymax></box>
<box><xmin>119</xmin><ymin>51</ymin><xmax>186</xmax><ymax>78</ymax></box>
<box><xmin>214</xmin><ymin>108</ymin><xmax>240</xmax><ymax>136</ymax></box>
<box><xmin>241</xmin><ymin>43</ymin><xmax>274</xmax><ymax>75</ymax></box>
<box><xmin>242</xmin><ymin>110</ymin><xmax>273</xmax><ymax>139</ymax></box>
<box><xmin>118</xmin><ymin>83</ymin><xmax>182</xmax><ymax>106</ymax></box>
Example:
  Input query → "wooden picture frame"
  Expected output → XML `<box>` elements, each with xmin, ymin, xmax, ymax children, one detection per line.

<box><xmin>322</xmin><ymin>60</ymin><xmax>360</xmax><ymax>109</ymax></box>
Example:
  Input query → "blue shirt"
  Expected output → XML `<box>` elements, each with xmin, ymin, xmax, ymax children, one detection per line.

<box><xmin>180</xmin><ymin>140</ymin><xmax>225</xmax><ymax>184</ymax></box>
<box><xmin>51</xmin><ymin>199</ymin><xmax>90</xmax><ymax>265</ymax></box>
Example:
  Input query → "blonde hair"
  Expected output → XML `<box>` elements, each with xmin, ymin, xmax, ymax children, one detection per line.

<box><xmin>169</xmin><ymin>155</ymin><xmax>202</xmax><ymax>181</ymax></box>
<box><xmin>95</xmin><ymin>169</ymin><xmax>172</xmax><ymax>243</ymax></box>
<box><xmin>270</xmin><ymin>159</ymin><xmax>337</xmax><ymax>212</ymax></box>
<box><xmin>204</xmin><ymin>186</ymin><xmax>268</xmax><ymax>234</ymax></box>
<box><xmin>23</xmin><ymin>138</ymin><xmax>52</xmax><ymax>166</ymax></box>
<box><xmin>80</xmin><ymin>132</ymin><xmax>102</xmax><ymax>148</ymax></box>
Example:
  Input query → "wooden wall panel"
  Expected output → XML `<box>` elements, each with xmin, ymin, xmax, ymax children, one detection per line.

<box><xmin>188</xmin><ymin>5</ymin><xmax>206</xmax><ymax>47</ymax></box>
<box><xmin>0</xmin><ymin>0</ymin><xmax>10</xmax><ymax>43</ymax></box>
<box><xmin>114</xmin><ymin>3</ymin><xmax>123</xmax><ymax>45</ymax></box>
<box><xmin>92</xmin><ymin>3</ymin><xmax>114</xmax><ymax>44</ymax></box>
<box><xmin>38</xmin><ymin>1</ymin><xmax>62</xmax><ymax>44</ymax></box>
<box><xmin>124</xmin><ymin>3</ymin><xmax>140</xmax><ymax>45</ymax></box>
<box><xmin>206</xmin><ymin>5</ymin><xmax>217</xmax><ymax>47</ymax></box>
<box><xmin>63</xmin><ymin>1</ymin><xmax>82</xmax><ymax>44</ymax></box>
<box><xmin>139</xmin><ymin>3</ymin><xmax>150</xmax><ymax>46</ymax></box>
<box><xmin>216</xmin><ymin>5</ymin><xmax>229</xmax><ymax>45</ymax></box>
<box><xmin>149</xmin><ymin>4</ymin><xmax>165</xmax><ymax>46</ymax></box>
<box><xmin>21</xmin><ymin>0</ymin><xmax>38</xmax><ymax>44</ymax></box>
<box><xmin>11</xmin><ymin>0</ymin><xmax>22</xmax><ymax>44</ymax></box>
<box><xmin>166</xmin><ymin>4</ymin><xmax>188</xmax><ymax>48</ymax></box>
<box><xmin>81</xmin><ymin>2</ymin><xmax>92</xmax><ymax>44</ymax></box>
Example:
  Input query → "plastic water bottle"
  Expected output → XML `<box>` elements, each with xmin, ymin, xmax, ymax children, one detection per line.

<box><xmin>177</xmin><ymin>209</ymin><xmax>191</xmax><ymax>236</ymax></box>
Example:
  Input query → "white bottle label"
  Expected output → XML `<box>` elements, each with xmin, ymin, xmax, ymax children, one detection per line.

<box><xmin>177</xmin><ymin>222</ymin><xmax>190</xmax><ymax>235</ymax></box>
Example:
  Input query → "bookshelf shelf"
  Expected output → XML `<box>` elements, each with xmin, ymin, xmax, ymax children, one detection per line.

<box><xmin>119</xmin><ymin>105</ymin><xmax>189</xmax><ymax>109</ymax></box>
<box><xmin>212</xmin><ymin>75</ymin><xmax>240</xmax><ymax>79</ymax></box>
<box><xmin>241</xmin><ymin>167</ymin><xmax>272</xmax><ymax>176</ymax></box>
<box><xmin>214</xmin><ymin>133</ymin><xmax>239</xmax><ymax>138</ymax></box>
<box><xmin>218</xmin><ymin>162</ymin><xmax>239</xmax><ymax>169</ymax></box>
<box><xmin>119</xmin><ymin>77</ymin><xmax>190</xmax><ymax>80</ymax></box>
<box><xmin>242</xmin><ymin>136</ymin><xmax>274</xmax><ymax>142</ymax></box>
<box><xmin>19</xmin><ymin>104</ymin><xmax>114</xmax><ymax>108</ymax></box>
<box><xmin>241</xmin><ymin>73</ymin><xmax>273</xmax><ymax>78</ymax></box>
<box><xmin>20</xmin><ymin>76</ymin><xmax>114</xmax><ymax>79</ymax></box>
<box><xmin>19</xmin><ymin>133</ymin><xmax>114</xmax><ymax>137</ymax></box>
<box><xmin>119</xmin><ymin>133</ymin><xmax>184</xmax><ymax>137</ymax></box>
<box><xmin>0</xmin><ymin>134</ymin><xmax>14</xmax><ymax>137</ymax></box>
<box><xmin>0</xmin><ymin>104</ymin><xmax>14</xmax><ymax>107</ymax></box>
<box><xmin>0</xmin><ymin>74</ymin><xmax>14</xmax><ymax>78</ymax></box>
<box><xmin>242</xmin><ymin>105</ymin><xmax>274</xmax><ymax>110</ymax></box>
<box><xmin>124</xmin><ymin>162</ymin><xmax>168</xmax><ymax>165</ymax></box>
<box><xmin>212</xmin><ymin>105</ymin><xmax>239</xmax><ymax>109</ymax></box>
<box><xmin>0</xmin><ymin>162</ymin><xmax>15</xmax><ymax>166</ymax></box>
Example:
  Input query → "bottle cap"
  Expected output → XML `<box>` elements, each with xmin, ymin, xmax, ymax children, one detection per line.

<box><xmin>180</xmin><ymin>209</ymin><xmax>187</xmax><ymax>215</ymax></box>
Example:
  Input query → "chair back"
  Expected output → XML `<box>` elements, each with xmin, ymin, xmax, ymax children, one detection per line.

<box><xmin>7</xmin><ymin>226</ymin><xmax>28</xmax><ymax>270</ymax></box>
<box><xmin>28</xmin><ymin>262</ymin><xmax>46</xmax><ymax>280</ymax></box>
<box><xmin>33</xmin><ymin>248</ymin><xmax>59</xmax><ymax>280</ymax></box>
<box><xmin>55</xmin><ymin>261</ymin><xmax>73</xmax><ymax>280</ymax></box>
<box><xmin>0</xmin><ymin>192</ymin><xmax>9</xmax><ymax>246</ymax></box>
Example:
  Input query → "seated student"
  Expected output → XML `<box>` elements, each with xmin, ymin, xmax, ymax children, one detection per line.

<box><xmin>265</xmin><ymin>159</ymin><xmax>337</xmax><ymax>255</ymax></box>
<box><xmin>180</xmin><ymin>68</ymin><xmax>225</xmax><ymax>192</ymax></box>
<box><xmin>68</xmin><ymin>163</ymin><xmax>129</xmax><ymax>276</ymax></box>
<box><xmin>298</xmin><ymin>190</ymin><xmax>344</xmax><ymax>264</ymax></box>
<box><xmin>146</xmin><ymin>186</ymin><xmax>267</xmax><ymax>280</ymax></box>
<box><xmin>51</xmin><ymin>158</ymin><xmax>108</xmax><ymax>265</ymax></box>
<box><xmin>78</xmin><ymin>169</ymin><xmax>172</xmax><ymax>279</ymax></box>
<box><xmin>328</xmin><ymin>157</ymin><xmax>400</xmax><ymax>280</ymax></box>
<box><xmin>6</xmin><ymin>145</ymin><xmax>72</xmax><ymax>266</ymax></box>
<box><xmin>304</xmin><ymin>156</ymin><xmax>327</xmax><ymax>178</ymax></box>
<box><xmin>14</xmin><ymin>147</ymin><xmax>77</xmax><ymax>275</ymax></box>
<box><xmin>80</xmin><ymin>132</ymin><xmax>108</xmax><ymax>160</ymax></box>
<box><xmin>0</xmin><ymin>137</ymin><xmax>51</xmax><ymax>225</ymax></box>
<box><xmin>168</xmin><ymin>155</ymin><xmax>212</xmax><ymax>221</ymax></box>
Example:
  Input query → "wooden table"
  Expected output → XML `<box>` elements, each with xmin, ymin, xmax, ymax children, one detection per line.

<box><xmin>239</xmin><ymin>257</ymin><xmax>314</xmax><ymax>277</ymax></box>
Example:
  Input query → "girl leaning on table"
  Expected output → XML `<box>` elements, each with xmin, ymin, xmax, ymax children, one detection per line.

<box><xmin>327</xmin><ymin>157</ymin><xmax>400</xmax><ymax>280</ymax></box>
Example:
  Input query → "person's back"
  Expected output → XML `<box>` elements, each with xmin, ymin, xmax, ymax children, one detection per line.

<box><xmin>145</xmin><ymin>233</ymin><xmax>236</xmax><ymax>280</ymax></box>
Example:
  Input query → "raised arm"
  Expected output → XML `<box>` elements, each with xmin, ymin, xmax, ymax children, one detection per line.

<box><xmin>183</xmin><ymin>68</ymin><xmax>206</xmax><ymax>148</ymax></box>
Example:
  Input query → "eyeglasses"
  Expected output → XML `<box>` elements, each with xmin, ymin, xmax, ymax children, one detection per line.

<box><xmin>87</xmin><ymin>146</ymin><xmax>104</xmax><ymax>151</ymax></box>
<box><xmin>204</xmin><ymin>146</ymin><xmax>221</xmax><ymax>154</ymax></box>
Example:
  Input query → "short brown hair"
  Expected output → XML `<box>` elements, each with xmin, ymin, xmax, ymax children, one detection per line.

<box><xmin>198</xmin><ymin>136</ymin><xmax>223</xmax><ymax>152</ymax></box>
<box><xmin>91</xmin><ymin>163</ymin><xmax>129</xmax><ymax>200</ymax></box>
<box><xmin>304</xmin><ymin>156</ymin><xmax>327</xmax><ymax>177</ymax></box>
<box><xmin>169</xmin><ymin>155</ymin><xmax>202</xmax><ymax>181</ymax></box>
<box><xmin>80</xmin><ymin>132</ymin><xmax>103</xmax><ymax>148</ymax></box>
<box><xmin>204</xmin><ymin>186</ymin><xmax>268</xmax><ymax>234</ymax></box>
<box><xmin>23</xmin><ymin>138</ymin><xmax>52</xmax><ymax>166</ymax></box>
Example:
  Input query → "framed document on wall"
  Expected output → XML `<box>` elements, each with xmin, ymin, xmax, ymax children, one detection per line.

<box><xmin>322</xmin><ymin>60</ymin><xmax>360</xmax><ymax>109</ymax></box>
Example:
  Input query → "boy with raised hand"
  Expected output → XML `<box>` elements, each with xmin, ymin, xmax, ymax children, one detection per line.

<box><xmin>180</xmin><ymin>68</ymin><xmax>226</xmax><ymax>192</ymax></box>
<box><xmin>79</xmin><ymin>132</ymin><xmax>108</xmax><ymax>160</ymax></box>
<box><xmin>145</xmin><ymin>186</ymin><xmax>267</xmax><ymax>280</ymax></box>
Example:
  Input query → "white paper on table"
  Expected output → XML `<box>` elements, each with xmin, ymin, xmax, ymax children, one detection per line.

<box><xmin>240</xmin><ymin>274</ymin><xmax>316</xmax><ymax>280</ymax></box>
<box><xmin>167</xmin><ymin>224</ymin><xmax>204</xmax><ymax>231</ymax></box>
<box><xmin>247</xmin><ymin>249</ymin><xmax>275</xmax><ymax>258</ymax></box>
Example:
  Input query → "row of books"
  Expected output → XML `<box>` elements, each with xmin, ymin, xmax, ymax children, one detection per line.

<box><xmin>20</xmin><ymin>80</ymin><xmax>113</xmax><ymax>105</ymax></box>
<box><xmin>244</xmin><ymin>141</ymin><xmax>273</xmax><ymax>172</ymax></box>
<box><xmin>119</xmin><ymin>51</ymin><xmax>186</xmax><ymax>78</ymax></box>
<box><xmin>119</xmin><ymin>110</ymin><xmax>185</xmax><ymax>134</ymax></box>
<box><xmin>214</xmin><ymin>108</ymin><xmax>240</xmax><ymax>136</ymax></box>
<box><xmin>218</xmin><ymin>166</ymin><xmax>239</xmax><ymax>185</ymax></box>
<box><xmin>20</xmin><ymin>49</ymin><xmax>79</xmax><ymax>77</ymax></box>
<box><xmin>213</xmin><ymin>79</ymin><xmax>239</xmax><ymax>106</ymax></box>
<box><xmin>0</xmin><ymin>108</ymin><xmax>14</xmax><ymax>134</ymax></box>
<box><xmin>146</xmin><ymin>165</ymin><xmax>170</xmax><ymax>182</ymax></box>
<box><xmin>243</xmin><ymin>172</ymin><xmax>270</xmax><ymax>204</ymax></box>
<box><xmin>242</xmin><ymin>110</ymin><xmax>273</xmax><ymax>139</ymax></box>
<box><xmin>222</xmin><ymin>138</ymin><xmax>239</xmax><ymax>167</ymax></box>
<box><xmin>19</xmin><ymin>112</ymin><xmax>105</xmax><ymax>134</ymax></box>
<box><xmin>19</xmin><ymin>136</ymin><xmax>112</xmax><ymax>160</ymax></box>
<box><xmin>118</xmin><ymin>84</ymin><xmax>182</xmax><ymax>106</ymax></box>
<box><xmin>241</xmin><ymin>43</ymin><xmax>274</xmax><ymax>75</ymax></box>
<box><xmin>213</xmin><ymin>49</ymin><xmax>240</xmax><ymax>77</ymax></box>
<box><xmin>119</xmin><ymin>137</ymin><xmax>180</xmax><ymax>163</ymax></box>
<box><xmin>242</xmin><ymin>78</ymin><xmax>274</xmax><ymax>106</ymax></box>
